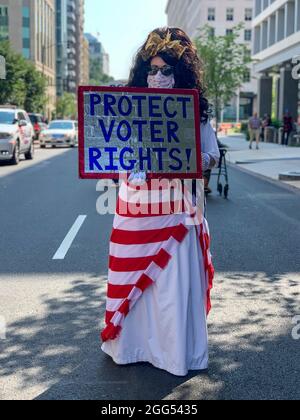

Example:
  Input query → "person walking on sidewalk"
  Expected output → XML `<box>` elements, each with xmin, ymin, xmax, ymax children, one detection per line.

<box><xmin>282</xmin><ymin>111</ymin><xmax>294</xmax><ymax>146</ymax></box>
<box><xmin>248</xmin><ymin>113</ymin><xmax>261</xmax><ymax>150</ymax></box>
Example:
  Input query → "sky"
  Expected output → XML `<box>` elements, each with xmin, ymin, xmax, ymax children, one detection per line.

<box><xmin>85</xmin><ymin>0</ymin><xmax>168</xmax><ymax>80</ymax></box>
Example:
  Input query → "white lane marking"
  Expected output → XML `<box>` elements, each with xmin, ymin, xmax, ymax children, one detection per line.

<box><xmin>53</xmin><ymin>215</ymin><xmax>87</xmax><ymax>260</ymax></box>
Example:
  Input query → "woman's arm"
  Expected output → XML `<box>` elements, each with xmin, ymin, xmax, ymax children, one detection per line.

<box><xmin>200</xmin><ymin>122</ymin><xmax>221</xmax><ymax>170</ymax></box>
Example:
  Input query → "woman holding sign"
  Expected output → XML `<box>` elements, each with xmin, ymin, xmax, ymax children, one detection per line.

<box><xmin>101</xmin><ymin>28</ymin><xmax>220</xmax><ymax>376</ymax></box>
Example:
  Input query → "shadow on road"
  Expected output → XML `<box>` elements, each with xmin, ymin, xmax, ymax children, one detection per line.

<box><xmin>0</xmin><ymin>269</ymin><xmax>299</xmax><ymax>400</ymax></box>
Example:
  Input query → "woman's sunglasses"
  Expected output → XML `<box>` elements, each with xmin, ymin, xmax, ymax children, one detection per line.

<box><xmin>147</xmin><ymin>65</ymin><xmax>174</xmax><ymax>77</ymax></box>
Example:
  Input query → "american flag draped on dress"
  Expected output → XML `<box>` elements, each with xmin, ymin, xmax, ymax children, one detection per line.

<box><xmin>101</xmin><ymin>178</ymin><xmax>215</xmax><ymax>342</ymax></box>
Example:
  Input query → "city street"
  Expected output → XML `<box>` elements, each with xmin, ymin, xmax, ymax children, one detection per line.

<box><xmin>0</xmin><ymin>146</ymin><xmax>299</xmax><ymax>400</ymax></box>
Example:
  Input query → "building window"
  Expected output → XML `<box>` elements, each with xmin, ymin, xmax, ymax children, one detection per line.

<box><xmin>245</xmin><ymin>8</ymin><xmax>253</xmax><ymax>21</ymax></box>
<box><xmin>208</xmin><ymin>8</ymin><xmax>215</xmax><ymax>21</ymax></box>
<box><xmin>226</xmin><ymin>8</ymin><xmax>234</xmax><ymax>21</ymax></box>
<box><xmin>209</xmin><ymin>27</ymin><xmax>215</xmax><ymax>37</ymax></box>
<box><xmin>226</xmin><ymin>29</ymin><xmax>233</xmax><ymax>36</ymax></box>
<box><xmin>243</xmin><ymin>69</ymin><xmax>251</xmax><ymax>83</ymax></box>
<box><xmin>244</xmin><ymin>49</ymin><xmax>251</xmax><ymax>60</ymax></box>
<box><xmin>0</xmin><ymin>6</ymin><xmax>9</xmax><ymax>40</ymax></box>
<box><xmin>22</xmin><ymin>6</ymin><xmax>30</xmax><ymax>59</ymax></box>
<box><xmin>244</xmin><ymin>29</ymin><xmax>252</xmax><ymax>41</ymax></box>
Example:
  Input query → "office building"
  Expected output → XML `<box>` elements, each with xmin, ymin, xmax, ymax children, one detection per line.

<box><xmin>253</xmin><ymin>0</ymin><xmax>300</xmax><ymax>120</ymax></box>
<box><xmin>166</xmin><ymin>0</ymin><xmax>257</xmax><ymax>120</ymax></box>
<box><xmin>0</xmin><ymin>0</ymin><xmax>56</xmax><ymax>118</ymax></box>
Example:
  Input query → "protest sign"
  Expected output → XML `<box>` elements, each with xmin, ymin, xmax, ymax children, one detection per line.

<box><xmin>78</xmin><ymin>86</ymin><xmax>202</xmax><ymax>179</ymax></box>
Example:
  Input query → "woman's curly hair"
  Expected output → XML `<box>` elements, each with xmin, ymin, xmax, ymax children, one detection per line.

<box><xmin>127</xmin><ymin>27</ymin><xmax>211</xmax><ymax>124</ymax></box>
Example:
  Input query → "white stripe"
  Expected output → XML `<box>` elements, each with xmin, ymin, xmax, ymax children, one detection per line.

<box><xmin>144</xmin><ymin>262</ymin><xmax>162</xmax><ymax>282</ymax></box>
<box><xmin>111</xmin><ymin>311</ymin><xmax>124</xmax><ymax>327</ymax></box>
<box><xmin>106</xmin><ymin>298</ymin><xmax>125</xmax><ymax>312</ymax></box>
<box><xmin>108</xmin><ymin>270</ymin><xmax>145</xmax><ymax>285</ymax></box>
<box><xmin>163</xmin><ymin>236</ymin><xmax>182</xmax><ymax>254</ymax></box>
<box><xmin>119</xmin><ymin>184</ymin><xmax>183</xmax><ymax>205</ymax></box>
<box><xmin>110</xmin><ymin>241</ymin><xmax>164</xmax><ymax>258</ymax></box>
<box><xmin>52</xmin><ymin>215</ymin><xmax>87</xmax><ymax>260</ymax></box>
<box><xmin>113</xmin><ymin>213</ymin><xmax>185</xmax><ymax>231</ymax></box>
<box><xmin>128</xmin><ymin>286</ymin><xmax>143</xmax><ymax>302</ymax></box>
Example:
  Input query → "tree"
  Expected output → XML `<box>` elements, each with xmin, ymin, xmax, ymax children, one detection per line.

<box><xmin>24</xmin><ymin>62</ymin><xmax>47</xmax><ymax>113</ymax></box>
<box><xmin>56</xmin><ymin>92</ymin><xmax>77</xmax><ymax>119</ymax></box>
<box><xmin>0</xmin><ymin>41</ymin><xmax>47</xmax><ymax>111</ymax></box>
<box><xmin>195</xmin><ymin>24</ymin><xmax>252</xmax><ymax>128</ymax></box>
<box><xmin>89</xmin><ymin>57</ymin><xmax>114</xmax><ymax>86</ymax></box>
<box><xmin>0</xmin><ymin>41</ymin><xmax>27</xmax><ymax>106</ymax></box>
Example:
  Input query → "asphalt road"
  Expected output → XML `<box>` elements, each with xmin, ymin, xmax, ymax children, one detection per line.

<box><xmin>0</xmin><ymin>147</ymin><xmax>299</xmax><ymax>400</ymax></box>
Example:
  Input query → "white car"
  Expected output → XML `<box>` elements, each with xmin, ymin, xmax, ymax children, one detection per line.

<box><xmin>0</xmin><ymin>107</ymin><xmax>35</xmax><ymax>164</ymax></box>
<box><xmin>39</xmin><ymin>120</ymin><xmax>78</xmax><ymax>148</ymax></box>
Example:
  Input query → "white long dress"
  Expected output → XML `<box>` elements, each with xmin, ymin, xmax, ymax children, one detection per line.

<box><xmin>101</xmin><ymin>122</ymin><xmax>220</xmax><ymax>377</ymax></box>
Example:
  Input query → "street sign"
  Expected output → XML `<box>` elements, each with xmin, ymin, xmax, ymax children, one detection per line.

<box><xmin>78</xmin><ymin>86</ymin><xmax>202</xmax><ymax>180</ymax></box>
<box><xmin>0</xmin><ymin>55</ymin><xmax>6</xmax><ymax>80</ymax></box>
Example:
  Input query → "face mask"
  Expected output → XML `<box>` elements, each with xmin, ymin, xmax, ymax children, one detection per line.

<box><xmin>147</xmin><ymin>71</ymin><xmax>175</xmax><ymax>89</ymax></box>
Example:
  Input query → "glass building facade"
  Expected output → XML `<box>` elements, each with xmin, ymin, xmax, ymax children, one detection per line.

<box><xmin>56</xmin><ymin>0</ymin><xmax>68</xmax><ymax>96</ymax></box>
<box><xmin>0</xmin><ymin>5</ymin><xmax>9</xmax><ymax>40</ymax></box>
<box><xmin>22</xmin><ymin>6</ymin><xmax>30</xmax><ymax>59</ymax></box>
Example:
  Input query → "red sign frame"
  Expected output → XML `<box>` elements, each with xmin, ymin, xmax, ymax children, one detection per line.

<box><xmin>78</xmin><ymin>86</ymin><xmax>202</xmax><ymax>180</ymax></box>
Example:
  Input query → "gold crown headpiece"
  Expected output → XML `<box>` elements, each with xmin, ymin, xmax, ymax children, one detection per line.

<box><xmin>141</xmin><ymin>30</ymin><xmax>188</xmax><ymax>62</ymax></box>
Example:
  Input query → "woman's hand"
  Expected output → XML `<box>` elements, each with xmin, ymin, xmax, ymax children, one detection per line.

<box><xmin>128</xmin><ymin>171</ymin><xmax>147</xmax><ymax>185</ymax></box>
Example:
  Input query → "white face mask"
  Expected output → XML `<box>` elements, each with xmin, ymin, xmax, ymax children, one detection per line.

<box><xmin>147</xmin><ymin>71</ymin><xmax>175</xmax><ymax>89</ymax></box>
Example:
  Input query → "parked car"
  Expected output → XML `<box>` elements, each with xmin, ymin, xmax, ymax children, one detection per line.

<box><xmin>0</xmin><ymin>106</ymin><xmax>35</xmax><ymax>165</ymax></box>
<box><xmin>28</xmin><ymin>113</ymin><xmax>48</xmax><ymax>140</ymax></box>
<box><xmin>39</xmin><ymin>120</ymin><xmax>78</xmax><ymax>148</ymax></box>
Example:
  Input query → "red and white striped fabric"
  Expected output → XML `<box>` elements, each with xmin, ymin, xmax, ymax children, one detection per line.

<box><xmin>101</xmin><ymin>180</ymin><xmax>215</xmax><ymax>342</ymax></box>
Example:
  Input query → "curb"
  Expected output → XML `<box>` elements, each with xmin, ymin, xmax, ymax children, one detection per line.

<box><xmin>227</xmin><ymin>162</ymin><xmax>300</xmax><ymax>195</ymax></box>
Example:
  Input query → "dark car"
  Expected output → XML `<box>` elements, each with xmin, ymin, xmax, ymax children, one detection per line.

<box><xmin>28</xmin><ymin>113</ymin><xmax>48</xmax><ymax>140</ymax></box>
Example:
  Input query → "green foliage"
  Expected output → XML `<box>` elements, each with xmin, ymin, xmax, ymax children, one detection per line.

<box><xmin>0</xmin><ymin>40</ymin><xmax>47</xmax><ymax>111</ymax></box>
<box><xmin>56</xmin><ymin>92</ymin><xmax>77</xmax><ymax>119</ymax></box>
<box><xmin>241</xmin><ymin>122</ymin><xmax>250</xmax><ymax>141</ymax></box>
<box><xmin>89</xmin><ymin>57</ymin><xmax>114</xmax><ymax>85</ymax></box>
<box><xmin>24</xmin><ymin>61</ymin><xmax>47</xmax><ymax>112</ymax></box>
<box><xmin>195</xmin><ymin>24</ymin><xmax>252</xmax><ymax>126</ymax></box>
<box><xmin>271</xmin><ymin>119</ymin><xmax>282</xmax><ymax>129</ymax></box>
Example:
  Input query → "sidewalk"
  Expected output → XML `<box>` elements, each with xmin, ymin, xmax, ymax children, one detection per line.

<box><xmin>219</xmin><ymin>134</ymin><xmax>300</xmax><ymax>190</ymax></box>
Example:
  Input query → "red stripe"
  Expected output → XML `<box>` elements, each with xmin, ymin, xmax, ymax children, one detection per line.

<box><xmin>109</xmin><ymin>255</ymin><xmax>155</xmax><ymax>272</ymax></box>
<box><xmin>136</xmin><ymin>274</ymin><xmax>154</xmax><ymax>291</ymax></box>
<box><xmin>110</xmin><ymin>224</ymin><xmax>187</xmax><ymax>245</ymax></box>
<box><xmin>105</xmin><ymin>310</ymin><xmax>115</xmax><ymax>325</ymax></box>
<box><xmin>153</xmin><ymin>249</ymin><xmax>172</xmax><ymax>269</ymax></box>
<box><xmin>101</xmin><ymin>323</ymin><xmax>122</xmax><ymax>342</ymax></box>
<box><xmin>109</xmin><ymin>248</ymin><xmax>172</xmax><ymax>272</ymax></box>
<box><xmin>119</xmin><ymin>299</ymin><xmax>130</xmax><ymax>316</ymax></box>
<box><xmin>199</xmin><ymin>225</ymin><xmax>214</xmax><ymax>315</ymax></box>
<box><xmin>107</xmin><ymin>283</ymin><xmax>135</xmax><ymax>299</ymax></box>
<box><xmin>172</xmin><ymin>223</ymin><xmax>189</xmax><ymax>242</ymax></box>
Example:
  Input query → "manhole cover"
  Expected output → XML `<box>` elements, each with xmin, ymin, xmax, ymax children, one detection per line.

<box><xmin>279</xmin><ymin>171</ymin><xmax>300</xmax><ymax>181</ymax></box>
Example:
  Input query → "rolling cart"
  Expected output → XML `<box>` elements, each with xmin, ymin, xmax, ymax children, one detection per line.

<box><xmin>205</xmin><ymin>141</ymin><xmax>230</xmax><ymax>199</ymax></box>
<box><xmin>215</xmin><ymin>145</ymin><xmax>229</xmax><ymax>199</ymax></box>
